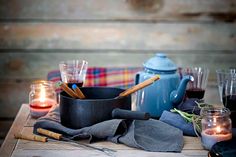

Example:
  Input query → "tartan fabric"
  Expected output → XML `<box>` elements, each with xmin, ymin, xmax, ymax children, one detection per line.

<box><xmin>47</xmin><ymin>67</ymin><xmax>142</xmax><ymax>91</ymax></box>
<box><xmin>85</xmin><ymin>67</ymin><xmax>107</xmax><ymax>87</ymax></box>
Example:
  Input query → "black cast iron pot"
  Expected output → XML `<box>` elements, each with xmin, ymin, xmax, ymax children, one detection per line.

<box><xmin>60</xmin><ymin>87</ymin><xmax>149</xmax><ymax>129</ymax></box>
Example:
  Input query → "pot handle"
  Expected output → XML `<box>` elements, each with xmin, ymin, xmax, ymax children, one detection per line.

<box><xmin>112</xmin><ymin>108</ymin><xmax>150</xmax><ymax>120</ymax></box>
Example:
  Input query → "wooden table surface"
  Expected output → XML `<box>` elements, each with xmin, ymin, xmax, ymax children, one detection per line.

<box><xmin>0</xmin><ymin>104</ymin><xmax>208</xmax><ymax>157</ymax></box>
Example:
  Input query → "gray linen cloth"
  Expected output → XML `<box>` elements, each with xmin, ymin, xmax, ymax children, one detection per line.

<box><xmin>33</xmin><ymin>105</ymin><xmax>184</xmax><ymax>152</ymax></box>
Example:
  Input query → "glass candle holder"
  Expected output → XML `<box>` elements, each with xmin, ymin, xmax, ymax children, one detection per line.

<box><xmin>200</xmin><ymin>107</ymin><xmax>232</xmax><ymax>150</ymax></box>
<box><xmin>29</xmin><ymin>80</ymin><xmax>57</xmax><ymax>118</ymax></box>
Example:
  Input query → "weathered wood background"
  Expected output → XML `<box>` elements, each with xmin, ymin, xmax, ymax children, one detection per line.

<box><xmin>0</xmin><ymin>0</ymin><xmax>236</xmax><ymax>146</ymax></box>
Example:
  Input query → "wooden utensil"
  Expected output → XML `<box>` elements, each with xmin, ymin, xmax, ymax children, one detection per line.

<box><xmin>37</xmin><ymin>128</ymin><xmax>116</xmax><ymax>155</ymax></box>
<box><xmin>117</xmin><ymin>75</ymin><xmax>160</xmax><ymax>98</ymax></box>
<box><xmin>59</xmin><ymin>82</ymin><xmax>85</xmax><ymax>99</ymax></box>
<box><xmin>59</xmin><ymin>82</ymin><xmax>78</xmax><ymax>98</ymax></box>
<box><xmin>14</xmin><ymin>133</ymin><xmax>47</xmax><ymax>142</ymax></box>
<box><xmin>72</xmin><ymin>84</ymin><xmax>86</xmax><ymax>99</ymax></box>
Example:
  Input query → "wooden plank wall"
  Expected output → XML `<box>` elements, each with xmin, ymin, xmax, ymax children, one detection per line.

<box><xmin>0</xmin><ymin>0</ymin><xmax>236</xmax><ymax>145</ymax></box>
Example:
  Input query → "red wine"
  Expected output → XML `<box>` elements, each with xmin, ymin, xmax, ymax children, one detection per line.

<box><xmin>223</xmin><ymin>95</ymin><xmax>236</xmax><ymax>128</ymax></box>
<box><xmin>186</xmin><ymin>88</ymin><xmax>205</xmax><ymax>99</ymax></box>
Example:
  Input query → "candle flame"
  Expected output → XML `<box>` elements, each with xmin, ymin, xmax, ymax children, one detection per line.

<box><xmin>39</xmin><ymin>85</ymin><xmax>46</xmax><ymax>103</ymax></box>
<box><xmin>216</xmin><ymin>126</ymin><xmax>221</xmax><ymax>133</ymax></box>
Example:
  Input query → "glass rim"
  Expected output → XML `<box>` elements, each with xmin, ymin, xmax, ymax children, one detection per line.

<box><xmin>216</xmin><ymin>68</ymin><xmax>236</xmax><ymax>74</ymax></box>
<box><xmin>182</xmin><ymin>67</ymin><xmax>209</xmax><ymax>73</ymax></box>
<box><xmin>31</xmin><ymin>80</ymin><xmax>54</xmax><ymax>88</ymax></box>
<box><xmin>59</xmin><ymin>60</ymin><xmax>88</xmax><ymax>65</ymax></box>
<box><xmin>200</xmin><ymin>106</ymin><xmax>231</xmax><ymax>117</ymax></box>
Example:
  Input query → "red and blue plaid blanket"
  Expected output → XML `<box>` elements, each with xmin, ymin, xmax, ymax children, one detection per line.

<box><xmin>47</xmin><ymin>67</ymin><xmax>142</xmax><ymax>92</ymax></box>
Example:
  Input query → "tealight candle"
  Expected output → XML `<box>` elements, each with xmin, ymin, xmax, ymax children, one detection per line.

<box><xmin>200</xmin><ymin>107</ymin><xmax>232</xmax><ymax>150</ymax></box>
<box><xmin>29</xmin><ymin>80</ymin><xmax>57</xmax><ymax>118</ymax></box>
<box><xmin>201</xmin><ymin>126</ymin><xmax>232</xmax><ymax>150</ymax></box>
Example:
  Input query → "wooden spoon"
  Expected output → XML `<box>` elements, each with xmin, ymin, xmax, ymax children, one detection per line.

<box><xmin>117</xmin><ymin>75</ymin><xmax>160</xmax><ymax>98</ymax></box>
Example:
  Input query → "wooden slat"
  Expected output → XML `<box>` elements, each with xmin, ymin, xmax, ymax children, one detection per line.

<box><xmin>25</xmin><ymin>117</ymin><xmax>36</xmax><ymax>127</ymax></box>
<box><xmin>0</xmin><ymin>52</ymin><xmax>235</xmax><ymax>79</ymax></box>
<box><xmin>181</xmin><ymin>150</ymin><xmax>208</xmax><ymax>157</ymax></box>
<box><xmin>15</xmin><ymin>127</ymin><xmax>207</xmax><ymax>157</ymax></box>
<box><xmin>0</xmin><ymin>23</ymin><xmax>236</xmax><ymax>50</ymax></box>
<box><xmin>18</xmin><ymin>127</ymin><xmax>204</xmax><ymax>150</ymax></box>
<box><xmin>0</xmin><ymin>104</ymin><xmax>29</xmax><ymax>157</ymax></box>
<box><xmin>11</xmin><ymin>149</ymin><xmax>189</xmax><ymax>157</ymax></box>
<box><xmin>0</xmin><ymin>0</ymin><xmax>235</xmax><ymax>22</ymax></box>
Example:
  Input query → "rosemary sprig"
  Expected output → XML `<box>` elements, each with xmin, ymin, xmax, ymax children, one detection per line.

<box><xmin>170</xmin><ymin>108</ymin><xmax>194</xmax><ymax>123</ymax></box>
<box><xmin>170</xmin><ymin>101</ymin><xmax>213</xmax><ymax>136</ymax></box>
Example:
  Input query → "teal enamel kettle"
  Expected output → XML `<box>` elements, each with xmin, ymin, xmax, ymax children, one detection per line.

<box><xmin>135</xmin><ymin>53</ymin><xmax>194</xmax><ymax>118</ymax></box>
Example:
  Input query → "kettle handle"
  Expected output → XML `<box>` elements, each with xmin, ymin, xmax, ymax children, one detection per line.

<box><xmin>135</xmin><ymin>72</ymin><xmax>140</xmax><ymax>85</ymax></box>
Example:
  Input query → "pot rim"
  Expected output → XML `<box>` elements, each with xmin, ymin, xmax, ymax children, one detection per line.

<box><xmin>60</xmin><ymin>86</ymin><xmax>128</xmax><ymax>101</ymax></box>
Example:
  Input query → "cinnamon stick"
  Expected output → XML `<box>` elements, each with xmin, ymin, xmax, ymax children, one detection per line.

<box><xmin>14</xmin><ymin>133</ymin><xmax>47</xmax><ymax>142</ymax></box>
<box><xmin>37</xmin><ymin>128</ymin><xmax>62</xmax><ymax>140</ymax></box>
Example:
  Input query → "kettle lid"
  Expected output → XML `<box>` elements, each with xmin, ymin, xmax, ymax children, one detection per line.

<box><xmin>143</xmin><ymin>53</ymin><xmax>177</xmax><ymax>71</ymax></box>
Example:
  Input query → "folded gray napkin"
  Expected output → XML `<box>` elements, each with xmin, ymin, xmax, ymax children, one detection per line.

<box><xmin>160</xmin><ymin>111</ymin><xmax>196</xmax><ymax>136</ymax></box>
<box><xmin>34</xmin><ymin>105</ymin><xmax>184</xmax><ymax>152</ymax></box>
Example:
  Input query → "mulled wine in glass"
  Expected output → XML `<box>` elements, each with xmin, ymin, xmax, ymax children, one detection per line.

<box><xmin>222</xmin><ymin>78</ymin><xmax>236</xmax><ymax>128</ymax></box>
<box><xmin>183</xmin><ymin>67</ymin><xmax>209</xmax><ymax>100</ymax></box>
<box><xmin>59</xmin><ymin>60</ymin><xmax>88</xmax><ymax>88</ymax></box>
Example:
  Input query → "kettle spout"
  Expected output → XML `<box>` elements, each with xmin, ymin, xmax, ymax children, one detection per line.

<box><xmin>170</xmin><ymin>75</ymin><xmax>194</xmax><ymax>105</ymax></box>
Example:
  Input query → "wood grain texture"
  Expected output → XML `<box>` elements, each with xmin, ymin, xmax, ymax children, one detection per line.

<box><xmin>0</xmin><ymin>52</ymin><xmax>235</xmax><ymax>79</ymax></box>
<box><xmin>0</xmin><ymin>23</ymin><xmax>235</xmax><ymax>50</ymax></box>
<box><xmin>0</xmin><ymin>0</ymin><xmax>235</xmax><ymax>22</ymax></box>
<box><xmin>0</xmin><ymin>51</ymin><xmax>233</xmax><ymax>117</ymax></box>
<box><xmin>13</xmin><ymin>124</ymin><xmax>207</xmax><ymax>157</ymax></box>
<box><xmin>0</xmin><ymin>104</ymin><xmax>29</xmax><ymax>157</ymax></box>
<box><xmin>19</xmin><ymin>127</ymin><xmax>205</xmax><ymax>150</ymax></box>
<box><xmin>11</xmin><ymin>149</ymin><xmax>189</xmax><ymax>157</ymax></box>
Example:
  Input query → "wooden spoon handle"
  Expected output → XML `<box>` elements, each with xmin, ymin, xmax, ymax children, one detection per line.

<box><xmin>37</xmin><ymin>128</ymin><xmax>62</xmax><ymax>140</ymax></box>
<box><xmin>14</xmin><ymin>133</ymin><xmax>47</xmax><ymax>142</ymax></box>
<box><xmin>60</xmin><ymin>82</ymin><xmax>78</xmax><ymax>98</ymax></box>
<box><xmin>118</xmin><ymin>75</ymin><xmax>160</xmax><ymax>97</ymax></box>
<box><xmin>72</xmin><ymin>84</ymin><xmax>86</xmax><ymax>99</ymax></box>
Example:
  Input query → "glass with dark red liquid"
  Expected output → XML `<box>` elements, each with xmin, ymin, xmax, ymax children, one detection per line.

<box><xmin>183</xmin><ymin>67</ymin><xmax>209</xmax><ymax>100</ymax></box>
<box><xmin>59</xmin><ymin>60</ymin><xmax>88</xmax><ymax>88</ymax></box>
<box><xmin>186</xmin><ymin>88</ymin><xmax>205</xmax><ymax>99</ymax></box>
<box><xmin>223</xmin><ymin>95</ymin><xmax>236</xmax><ymax>128</ymax></box>
<box><xmin>223</xmin><ymin>78</ymin><xmax>236</xmax><ymax>128</ymax></box>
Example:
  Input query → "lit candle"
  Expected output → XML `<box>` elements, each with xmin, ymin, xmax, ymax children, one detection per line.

<box><xmin>30</xmin><ymin>98</ymin><xmax>56</xmax><ymax>118</ymax></box>
<box><xmin>201</xmin><ymin>126</ymin><xmax>232</xmax><ymax>150</ymax></box>
<box><xmin>29</xmin><ymin>80</ymin><xmax>57</xmax><ymax>118</ymax></box>
<box><xmin>200</xmin><ymin>107</ymin><xmax>232</xmax><ymax>150</ymax></box>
